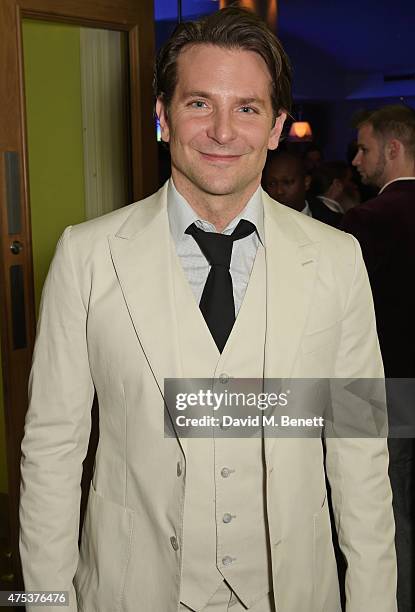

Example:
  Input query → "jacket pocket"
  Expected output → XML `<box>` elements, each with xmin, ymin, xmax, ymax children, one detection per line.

<box><xmin>75</xmin><ymin>483</ymin><xmax>134</xmax><ymax>612</ymax></box>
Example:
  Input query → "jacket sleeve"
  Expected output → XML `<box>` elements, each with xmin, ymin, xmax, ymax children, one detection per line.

<box><xmin>325</xmin><ymin>234</ymin><xmax>397</xmax><ymax>612</ymax></box>
<box><xmin>20</xmin><ymin>226</ymin><xmax>94</xmax><ymax>612</ymax></box>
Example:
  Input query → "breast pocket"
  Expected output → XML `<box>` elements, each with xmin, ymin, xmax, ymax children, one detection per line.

<box><xmin>75</xmin><ymin>483</ymin><xmax>134</xmax><ymax>612</ymax></box>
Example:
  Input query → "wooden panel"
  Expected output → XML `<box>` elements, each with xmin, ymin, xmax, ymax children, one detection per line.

<box><xmin>19</xmin><ymin>0</ymin><xmax>141</xmax><ymax>25</ymax></box>
<box><xmin>129</xmin><ymin>23</ymin><xmax>158</xmax><ymax>199</ymax></box>
<box><xmin>0</xmin><ymin>3</ymin><xmax>37</xmax><ymax>584</ymax></box>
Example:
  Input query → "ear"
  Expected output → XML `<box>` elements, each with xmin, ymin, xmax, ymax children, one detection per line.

<box><xmin>156</xmin><ymin>97</ymin><xmax>170</xmax><ymax>143</ymax></box>
<box><xmin>387</xmin><ymin>138</ymin><xmax>402</xmax><ymax>161</ymax></box>
<box><xmin>268</xmin><ymin>112</ymin><xmax>287</xmax><ymax>150</ymax></box>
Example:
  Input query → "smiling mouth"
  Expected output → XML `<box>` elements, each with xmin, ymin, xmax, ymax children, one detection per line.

<box><xmin>199</xmin><ymin>152</ymin><xmax>243</xmax><ymax>162</ymax></box>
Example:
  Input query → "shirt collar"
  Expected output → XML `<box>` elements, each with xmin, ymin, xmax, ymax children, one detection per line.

<box><xmin>317</xmin><ymin>195</ymin><xmax>344</xmax><ymax>214</ymax></box>
<box><xmin>379</xmin><ymin>177</ymin><xmax>415</xmax><ymax>194</ymax></box>
<box><xmin>302</xmin><ymin>201</ymin><xmax>312</xmax><ymax>217</ymax></box>
<box><xmin>167</xmin><ymin>178</ymin><xmax>265</xmax><ymax>244</ymax></box>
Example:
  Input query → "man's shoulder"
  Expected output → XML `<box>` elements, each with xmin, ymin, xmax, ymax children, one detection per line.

<box><xmin>264</xmin><ymin>192</ymin><xmax>357</xmax><ymax>266</ymax></box>
<box><xmin>343</xmin><ymin>180</ymin><xmax>415</xmax><ymax>230</ymax></box>
<box><xmin>349</xmin><ymin>179</ymin><xmax>415</xmax><ymax>216</ymax></box>
<box><xmin>63</xmin><ymin>187</ymin><xmax>165</xmax><ymax>249</ymax></box>
<box><xmin>265</xmin><ymin>192</ymin><xmax>350</xmax><ymax>244</ymax></box>
<box><xmin>308</xmin><ymin>196</ymin><xmax>343</xmax><ymax>228</ymax></box>
<box><xmin>69</xmin><ymin>187</ymin><xmax>164</xmax><ymax>240</ymax></box>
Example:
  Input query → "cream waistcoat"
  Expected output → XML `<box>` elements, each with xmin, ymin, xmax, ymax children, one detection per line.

<box><xmin>173</xmin><ymin>245</ymin><xmax>271</xmax><ymax>610</ymax></box>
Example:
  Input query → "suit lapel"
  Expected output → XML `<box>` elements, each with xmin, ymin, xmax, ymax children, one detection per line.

<box><xmin>262</xmin><ymin>193</ymin><xmax>320</xmax><ymax>458</ymax></box>
<box><xmin>108</xmin><ymin>186</ymin><xmax>185</xmax><ymax>439</ymax></box>
<box><xmin>108</xmin><ymin>186</ymin><xmax>320</xmax><ymax>456</ymax></box>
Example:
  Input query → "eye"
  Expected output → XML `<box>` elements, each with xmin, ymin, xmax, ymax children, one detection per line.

<box><xmin>190</xmin><ymin>100</ymin><xmax>207</xmax><ymax>109</ymax></box>
<box><xmin>239</xmin><ymin>106</ymin><xmax>255</xmax><ymax>113</ymax></box>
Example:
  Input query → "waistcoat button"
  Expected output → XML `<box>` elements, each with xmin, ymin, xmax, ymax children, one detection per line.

<box><xmin>170</xmin><ymin>536</ymin><xmax>179</xmax><ymax>551</ymax></box>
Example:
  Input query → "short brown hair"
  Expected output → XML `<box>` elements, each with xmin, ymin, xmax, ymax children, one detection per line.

<box><xmin>310</xmin><ymin>161</ymin><xmax>351</xmax><ymax>196</ymax></box>
<box><xmin>154</xmin><ymin>7</ymin><xmax>292</xmax><ymax>120</ymax></box>
<box><xmin>355</xmin><ymin>104</ymin><xmax>415</xmax><ymax>159</ymax></box>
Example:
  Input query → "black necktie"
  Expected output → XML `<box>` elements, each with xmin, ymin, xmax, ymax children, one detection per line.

<box><xmin>185</xmin><ymin>219</ymin><xmax>256</xmax><ymax>352</ymax></box>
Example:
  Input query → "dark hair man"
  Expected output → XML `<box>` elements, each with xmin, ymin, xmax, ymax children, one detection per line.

<box><xmin>343</xmin><ymin>104</ymin><xmax>415</xmax><ymax>612</ymax></box>
<box><xmin>304</xmin><ymin>143</ymin><xmax>323</xmax><ymax>172</ymax></box>
<box><xmin>310</xmin><ymin>161</ymin><xmax>360</xmax><ymax>214</ymax></box>
<box><xmin>20</xmin><ymin>8</ymin><xmax>396</xmax><ymax>612</ymax></box>
<box><xmin>263</xmin><ymin>151</ymin><xmax>343</xmax><ymax>227</ymax></box>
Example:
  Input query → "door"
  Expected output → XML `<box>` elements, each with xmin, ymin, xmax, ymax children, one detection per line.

<box><xmin>0</xmin><ymin>0</ymin><xmax>157</xmax><ymax>591</ymax></box>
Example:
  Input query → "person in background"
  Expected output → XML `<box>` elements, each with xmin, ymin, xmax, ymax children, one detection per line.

<box><xmin>347</xmin><ymin>139</ymin><xmax>378</xmax><ymax>202</ymax></box>
<box><xmin>263</xmin><ymin>150</ymin><xmax>342</xmax><ymax>226</ymax></box>
<box><xmin>303</xmin><ymin>143</ymin><xmax>323</xmax><ymax>173</ymax></box>
<box><xmin>343</xmin><ymin>104</ymin><xmax>415</xmax><ymax>612</ymax></box>
<box><xmin>310</xmin><ymin>160</ymin><xmax>360</xmax><ymax>214</ymax></box>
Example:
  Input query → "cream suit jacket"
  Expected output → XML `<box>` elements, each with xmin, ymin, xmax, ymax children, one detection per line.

<box><xmin>19</xmin><ymin>183</ymin><xmax>397</xmax><ymax>612</ymax></box>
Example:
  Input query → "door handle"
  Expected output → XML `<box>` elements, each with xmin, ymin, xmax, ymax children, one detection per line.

<box><xmin>10</xmin><ymin>240</ymin><xmax>23</xmax><ymax>255</ymax></box>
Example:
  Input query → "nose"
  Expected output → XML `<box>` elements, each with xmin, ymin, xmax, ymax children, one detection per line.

<box><xmin>352</xmin><ymin>151</ymin><xmax>361</xmax><ymax>167</ymax></box>
<box><xmin>274</xmin><ymin>183</ymin><xmax>286</xmax><ymax>198</ymax></box>
<box><xmin>207</xmin><ymin>107</ymin><xmax>236</xmax><ymax>144</ymax></box>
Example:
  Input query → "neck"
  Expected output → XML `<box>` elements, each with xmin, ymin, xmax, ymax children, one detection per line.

<box><xmin>172</xmin><ymin>172</ymin><xmax>259</xmax><ymax>233</ymax></box>
<box><xmin>324</xmin><ymin>189</ymin><xmax>339</xmax><ymax>204</ymax></box>
<box><xmin>381</xmin><ymin>159</ymin><xmax>415</xmax><ymax>188</ymax></box>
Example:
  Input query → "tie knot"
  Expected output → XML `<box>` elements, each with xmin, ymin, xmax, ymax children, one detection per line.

<box><xmin>185</xmin><ymin>219</ymin><xmax>256</xmax><ymax>268</ymax></box>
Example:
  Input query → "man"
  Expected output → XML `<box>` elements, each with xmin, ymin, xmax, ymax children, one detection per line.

<box><xmin>304</xmin><ymin>143</ymin><xmax>323</xmax><ymax>173</ymax></box>
<box><xmin>263</xmin><ymin>150</ymin><xmax>343</xmax><ymax>227</ymax></box>
<box><xmin>19</xmin><ymin>8</ymin><xmax>396</xmax><ymax>612</ymax></box>
<box><xmin>310</xmin><ymin>161</ymin><xmax>360</xmax><ymax>214</ymax></box>
<box><xmin>343</xmin><ymin>104</ymin><xmax>415</xmax><ymax>612</ymax></box>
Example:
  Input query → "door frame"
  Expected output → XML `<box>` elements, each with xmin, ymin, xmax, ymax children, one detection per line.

<box><xmin>0</xmin><ymin>0</ymin><xmax>157</xmax><ymax>586</ymax></box>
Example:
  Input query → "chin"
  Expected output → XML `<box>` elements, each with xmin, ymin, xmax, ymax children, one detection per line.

<box><xmin>197</xmin><ymin>175</ymin><xmax>250</xmax><ymax>197</ymax></box>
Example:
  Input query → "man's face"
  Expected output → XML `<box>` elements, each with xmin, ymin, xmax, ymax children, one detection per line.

<box><xmin>156</xmin><ymin>44</ymin><xmax>286</xmax><ymax>202</ymax></box>
<box><xmin>304</xmin><ymin>149</ymin><xmax>322</xmax><ymax>172</ymax></box>
<box><xmin>353</xmin><ymin>124</ymin><xmax>386</xmax><ymax>187</ymax></box>
<box><xmin>263</xmin><ymin>156</ymin><xmax>308</xmax><ymax>212</ymax></box>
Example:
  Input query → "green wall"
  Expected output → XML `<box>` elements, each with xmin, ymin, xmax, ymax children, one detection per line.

<box><xmin>23</xmin><ymin>20</ymin><xmax>86</xmax><ymax>311</ymax></box>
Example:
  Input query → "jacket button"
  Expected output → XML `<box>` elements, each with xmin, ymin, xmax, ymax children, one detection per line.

<box><xmin>221</xmin><ymin>467</ymin><xmax>231</xmax><ymax>478</ymax></box>
<box><xmin>222</xmin><ymin>555</ymin><xmax>234</xmax><ymax>566</ymax></box>
<box><xmin>170</xmin><ymin>536</ymin><xmax>179</xmax><ymax>551</ymax></box>
<box><xmin>223</xmin><ymin>513</ymin><xmax>233</xmax><ymax>523</ymax></box>
<box><xmin>219</xmin><ymin>373</ymin><xmax>230</xmax><ymax>384</ymax></box>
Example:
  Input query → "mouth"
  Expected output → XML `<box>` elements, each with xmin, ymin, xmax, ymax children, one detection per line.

<box><xmin>199</xmin><ymin>152</ymin><xmax>243</xmax><ymax>163</ymax></box>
